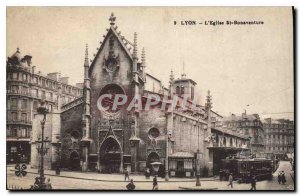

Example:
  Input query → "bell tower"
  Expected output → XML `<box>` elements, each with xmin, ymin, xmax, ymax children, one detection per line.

<box><xmin>171</xmin><ymin>64</ymin><xmax>197</xmax><ymax>101</ymax></box>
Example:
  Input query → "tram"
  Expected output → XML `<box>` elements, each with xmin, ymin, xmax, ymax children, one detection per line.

<box><xmin>219</xmin><ymin>158</ymin><xmax>273</xmax><ymax>183</ymax></box>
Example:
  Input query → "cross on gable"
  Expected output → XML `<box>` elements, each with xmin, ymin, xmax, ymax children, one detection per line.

<box><xmin>109</xmin><ymin>12</ymin><xmax>116</xmax><ymax>26</ymax></box>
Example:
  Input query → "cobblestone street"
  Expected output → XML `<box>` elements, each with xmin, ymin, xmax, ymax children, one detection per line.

<box><xmin>7</xmin><ymin>161</ymin><xmax>294</xmax><ymax>190</ymax></box>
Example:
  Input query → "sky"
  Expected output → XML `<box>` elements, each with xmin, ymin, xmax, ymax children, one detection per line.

<box><xmin>6</xmin><ymin>7</ymin><xmax>294</xmax><ymax>119</ymax></box>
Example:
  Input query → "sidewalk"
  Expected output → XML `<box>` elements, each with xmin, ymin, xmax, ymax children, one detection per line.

<box><xmin>7</xmin><ymin>165</ymin><xmax>217</xmax><ymax>183</ymax></box>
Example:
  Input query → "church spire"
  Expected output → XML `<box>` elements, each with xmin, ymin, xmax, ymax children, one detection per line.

<box><xmin>84</xmin><ymin>43</ymin><xmax>89</xmax><ymax>67</ymax></box>
<box><xmin>141</xmin><ymin>47</ymin><xmax>146</xmax><ymax>79</ymax></box>
<box><xmin>133</xmin><ymin>32</ymin><xmax>138</xmax><ymax>73</ymax></box>
<box><xmin>181</xmin><ymin>62</ymin><xmax>186</xmax><ymax>79</ymax></box>
<box><xmin>84</xmin><ymin>44</ymin><xmax>89</xmax><ymax>80</ymax></box>
<box><xmin>133</xmin><ymin>32</ymin><xmax>138</xmax><ymax>60</ymax></box>
<box><xmin>169</xmin><ymin>69</ymin><xmax>174</xmax><ymax>86</ymax></box>
<box><xmin>206</xmin><ymin>90</ymin><xmax>212</xmax><ymax>110</ymax></box>
<box><xmin>141</xmin><ymin>47</ymin><xmax>146</xmax><ymax>67</ymax></box>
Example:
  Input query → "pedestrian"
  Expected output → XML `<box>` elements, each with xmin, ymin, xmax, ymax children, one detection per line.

<box><xmin>250</xmin><ymin>176</ymin><xmax>256</xmax><ymax>190</ymax></box>
<box><xmin>55</xmin><ymin>165</ymin><xmax>60</xmax><ymax>175</ymax></box>
<box><xmin>34</xmin><ymin>177</ymin><xmax>40</xmax><ymax>185</ymax></box>
<box><xmin>126</xmin><ymin>179</ymin><xmax>136</xmax><ymax>190</ymax></box>
<box><xmin>145</xmin><ymin>168</ymin><xmax>150</xmax><ymax>179</ymax></box>
<box><xmin>281</xmin><ymin>171</ymin><xmax>286</xmax><ymax>185</ymax></box>
<box><xmin>32</xmin><ymin>177</ymin><xmax>40</xmax><ymax>189</ymax></box>
<box><xmin>152</xmin><ymin>175</ymin><xmax>158</xmax><ymax>190</ymax></box>
<box><xmin>250</xmin><ymin>166</ymin><xmax>254</xmax><ymax>177</ymax></box>
<box><xmin>45</xmin><ymin>178</ymin><xmax>52</xmax><ymax>190</ymax></box>
<box><xmin>227</xmin><ymin>173</ymin><xmax>233</xmax><ymax>188</ymax></box>
<box><xmin>277</xmin><ymin>171</ymin><xmax>282</xmax><ymax>184</ymax></box>
<box><xmin>124</xmin><ymin>168</ymin><xmax>130</xmax><ymax>181</ymax></box>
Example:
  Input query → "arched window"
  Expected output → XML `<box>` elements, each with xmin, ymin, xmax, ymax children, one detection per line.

<box><xmin>176</xmin><ymin>86</ymin><xmax>180</xmax><ymax>95</ymax></box>
<box><xmin>191</xmin><ymin>86</ymin><xmax>194</xmax><ymax>99</ymax></box>
<box><xmin>223</xmin><ymin>137</ymin><xmax>226</xmax><ymax>146</ymax></box>
<box><xmin>181</xmin><ymin>86</ymin><xmax>184</xmax><ymax>95</ymax></box>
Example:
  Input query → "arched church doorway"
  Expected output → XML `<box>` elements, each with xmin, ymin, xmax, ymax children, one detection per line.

<box><xmin>69</xmin><ymin>151</ymin><xmax>81</xmax><ymax>171</ymax></box>
<box><xmin>146</xmin><ymin>152</ymin><xmax>160</xmax><ymax>175</ymax></box>
<box><xmin>100</xmin><ymin>137</ymin><xmax>121</xmax><ymax>173</ymax></box>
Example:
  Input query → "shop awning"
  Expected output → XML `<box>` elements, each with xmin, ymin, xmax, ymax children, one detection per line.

<box><xmin>150</xmin><ymin>162</ymin><xmax>162</xmax><ymax>165</ymax></box>
<box><xmin>7</xmin><ymin>138</ymin><xmax>30</xmax><ymax>142</ymax></box>
<box><xmin>207</xmin><ymin>146</ymin><xmax>250</xmax><ymax>151</ymax></box>
<box><xmin>169</xmin><ymin>152</ymin><xmax>194</xmax><ymax>158</ymax></box>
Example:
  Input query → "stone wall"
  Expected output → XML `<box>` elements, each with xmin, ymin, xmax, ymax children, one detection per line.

<box><xmin>60</xmin><ymin>104</ymin><xmax>83</xmax><ymax>169</ymax></box>
<box><xmin>138</xmin><ymin>106</ymin><xmax>168</xmax><ymax>164</ymax></box>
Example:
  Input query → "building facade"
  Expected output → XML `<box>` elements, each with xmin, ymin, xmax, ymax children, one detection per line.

<box><xmin>6</xmin><ymin>48</ymin><xmax>83</xmax><ymax>164</ymax></box>
<box><xmin>30</xmin><ymin>13</ymin><xmax>250</xmax><ymax>177</ymax></box>
<box><xmin>263</xmin><ymin>118</ymin><xmax>294</xmax><ymax>159</ymax></box>
<box><xmin>221</xmin><ymin>113</ymin><xmax>265</xmax><ymax>157</ymax></box>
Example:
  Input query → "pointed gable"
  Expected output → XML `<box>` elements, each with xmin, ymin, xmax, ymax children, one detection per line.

<box><xmin>89</xmin><ymin>24</ymin><xmax>133</xmax><ymax>76</ymax></box>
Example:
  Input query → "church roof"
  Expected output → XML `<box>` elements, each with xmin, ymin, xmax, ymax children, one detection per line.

<box><xmin>173</xmin><ymin>78</ymin><xmax>197</xmax><ymax>85</ymax></box>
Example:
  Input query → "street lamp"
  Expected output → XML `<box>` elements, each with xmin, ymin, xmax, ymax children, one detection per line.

<box><xmin>129</xmin><ymin>118</ymin><xmax>140</xmax><ymax>173</ymax></box>
<box><xmin>196</xmin><ymin>119</ymin><xmax>205</xmax><ymax>186</ymax></box>
<box><xmin>195</xmin><ymin>150</ymin><xmax>203</xmax><ymax>186</ymax></box>
<box><xmin>34</xmin><ymin>100</ymin><xmax>50</xmax><ymax>189</ymax></box>
<box><xmin>165</xmin><ymin>131</ymin><xmax>172</xmax><ymax>181</ymax></box>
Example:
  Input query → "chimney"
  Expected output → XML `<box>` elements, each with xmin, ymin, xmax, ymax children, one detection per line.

<box><xmin>253</xmin><ymin>114</ymin><xmax>259</xmax><ymax>120</ymax></box>
<box><xmin>60</xmin><ymin>77</ymin><xmax>69</xmax><ymax>84</ymax></box>
<box><xmin>264</xmin><ymin>118</ymin><xmax>271</xmax><ymax>123</ymax></box>
<box><xmin>47</xmin><ymin>72</ymin><xmax>59</xmax><ymax>81</ymax></box>
<box><xmin>32</xmin><ymin>66</ymin><xmax>36</xmax><ymax>74</ymax></box>
<box><xmin>242</xmin><ymin>112</ymin><xmax>247</xmax><ymax>120</ymax></box>
<box><xmin>76</xmin><ymin>83</ymin><xmax>84</xmax><ymax>88</ymax></box>
<box><xmin>23</xmin><ymin>55</ymin><xmax>32</xmax><ymax>66</ymax></box>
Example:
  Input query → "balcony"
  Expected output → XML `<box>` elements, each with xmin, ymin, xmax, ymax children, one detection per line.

<box><xmin>6</xmin><ymin>137</ymin><xmax>31</xmax><ymax>142</ymax></box>
<box><xmin>7</xmin><ymin>89</ymin><xmax>31</xmax><ymax>97</ymax></box>
<box><xmin>7</xmin><ymin>90</ymin><xmax>55</xmax><ymax>103</ymax></box>
<box><xmin>251</xmin><ymin>142</ymin><xmax>265</xmax><ymax>147</ymax></box>
<box><xmin>212</xmin><ymin>141</ymin><xmax>249</xmax><ymax>150</ymax></box>
<box><xmin>6</xmin><ymin>120</ymin><xmax>32</xmax><ymax>126</ymax></box>
<box><xmin>7</xmin><ymin>64</ymin><xmax>31</xmax><ymax>73</ymax></box>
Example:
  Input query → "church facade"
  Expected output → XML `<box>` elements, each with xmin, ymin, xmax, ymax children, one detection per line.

<box><xmin>31</xmin><ymin>13</ymin><xmax>250</xmax><ymax>177</ymax></box>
